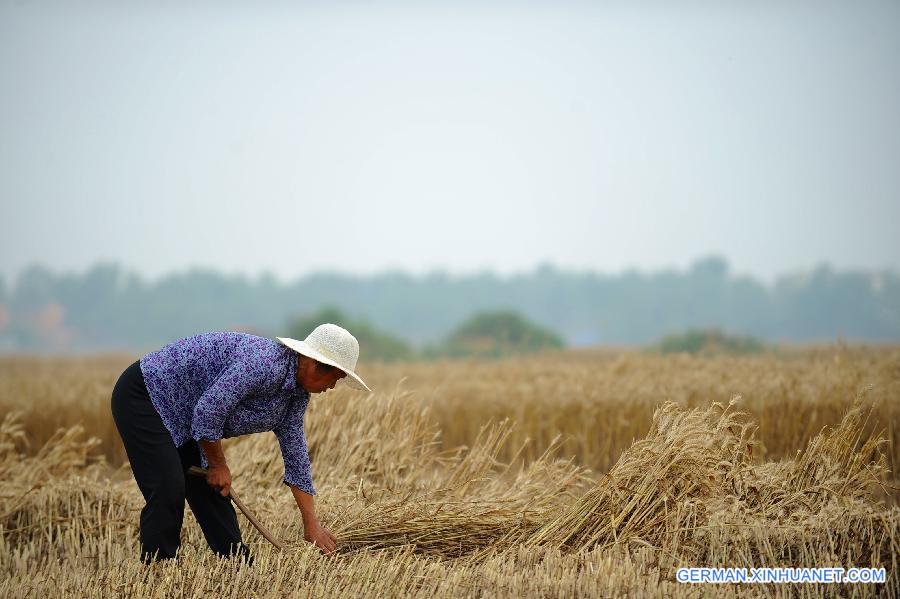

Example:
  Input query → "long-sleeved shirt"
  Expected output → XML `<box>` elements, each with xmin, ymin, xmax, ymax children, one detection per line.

<box><xmin>139</xmin><ymin>331</ymin><xmax>316</xmax><ymax>495</ymax></box>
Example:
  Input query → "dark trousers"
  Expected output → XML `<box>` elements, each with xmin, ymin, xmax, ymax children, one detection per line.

<box><xmin>111</xmin><ymin>359</ymin><xmax>252</xmax><ymax>564</ymax></box>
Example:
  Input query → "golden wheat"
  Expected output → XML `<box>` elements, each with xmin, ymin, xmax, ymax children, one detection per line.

<box><xmin>0</xmin><ymin>346</ymin><xmax>897</xmax><ymax>597</ymax></box>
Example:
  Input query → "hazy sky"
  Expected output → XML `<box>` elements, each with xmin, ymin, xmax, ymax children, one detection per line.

<box><xmin>2</xmin><ymin>0</ymin><xmax>898</xmax><ymax>286</ymax></box>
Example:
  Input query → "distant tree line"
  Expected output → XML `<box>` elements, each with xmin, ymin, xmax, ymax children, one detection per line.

<box><xmin>654</xmin><ymin>329</ymin><xmax>765</xmax><ymax>356</ymax></box>
<box><xmin>0</xmin><ymin>256</ymin><xmax>898</xmax><ymax>353</ymax></box>
<box><xmin>287</xmin><ymin>306</ymin><xmax>565</xmax><ymax>361</ymax></box>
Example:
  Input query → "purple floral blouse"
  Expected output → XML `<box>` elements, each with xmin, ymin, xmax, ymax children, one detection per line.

<box><xmin>139</xmin><ymin>331</ymin><xmax>316</xmax><ymax>495</ymax></box>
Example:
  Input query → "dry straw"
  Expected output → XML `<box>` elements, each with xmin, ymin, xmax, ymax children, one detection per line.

<box><xmin>0</xmin><ymin>350</ymin><xmax>898</xmax><ymax>597</ymax></box>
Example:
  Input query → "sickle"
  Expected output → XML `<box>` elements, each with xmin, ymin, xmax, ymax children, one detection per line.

<box><xmin>187</xmin><ymin>466</ymin><xmax>285</xmax><ymax>551</ymax></box>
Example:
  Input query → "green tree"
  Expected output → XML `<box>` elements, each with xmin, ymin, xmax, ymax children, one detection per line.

<box><xmin>433</xmin><ymin>310</ymin><xmax>564</xmax><ymax>358</ymax></box>
<box><xmin>655</xmin><ymin>329</ymin><xmax>764</xmax><ymax>356</ymax></box>
<box><xmin>285</xmin><ymin>305</ymin><xmax>415</xmax><ymax>362</ymax></box>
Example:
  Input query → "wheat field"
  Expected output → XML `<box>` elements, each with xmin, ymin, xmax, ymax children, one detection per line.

<box><xmin>0</xmin><ymin>345</ymin><xmax>898</xmax><ymax>597</ymax></box>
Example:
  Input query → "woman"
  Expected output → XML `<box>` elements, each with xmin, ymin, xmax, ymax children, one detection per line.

<box><xmin>110</xmin><ymin>323</ymin><xmax>371</xmax><ymax>564</ymax></box>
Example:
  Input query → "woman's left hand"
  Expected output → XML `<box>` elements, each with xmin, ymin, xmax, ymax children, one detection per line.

<box><xmin>206</xmin><ymin>464</ymin><xmax>232</xmax><ymax>497</ymax></box>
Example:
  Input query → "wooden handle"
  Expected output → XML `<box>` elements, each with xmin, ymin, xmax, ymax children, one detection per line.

<box><xmin>187</xmin><ymin>466</ymin><xmax>284</xmax><ymax>551</ymax></box>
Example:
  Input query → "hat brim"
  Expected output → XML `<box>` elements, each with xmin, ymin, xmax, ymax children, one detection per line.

<box><xmin>276</xmin><ymin>337</ymin><xmax>372</xmax><ymax>392</ymax></box>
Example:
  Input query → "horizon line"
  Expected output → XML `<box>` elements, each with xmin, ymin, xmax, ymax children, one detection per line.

<box><xmin>3</xmin><ymin>255</ymin><xmax>898</xmax><ymax>289</ymax></box>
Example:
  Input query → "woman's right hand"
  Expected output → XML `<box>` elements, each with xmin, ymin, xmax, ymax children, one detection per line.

<box><xmin>206</xmin><ymin>464</ymin><xmax>232</xmax><ymax>497</ymax></box>
<box><xmin>304</xmin><ymin>520</ymin><xmax>337</xmax><ymax>554</ymax></box>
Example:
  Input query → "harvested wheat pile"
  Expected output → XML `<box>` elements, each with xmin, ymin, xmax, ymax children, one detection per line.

<box><xmin>524</xmin><ymin>399</ymin><xmax>898</xmax><ymax>581</ymax></box>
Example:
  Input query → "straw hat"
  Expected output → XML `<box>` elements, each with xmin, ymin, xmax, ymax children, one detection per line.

<box><xmin>276</xmin><ymin>323</ymin><xmax>371</xmax><ymax>392</ymax></box>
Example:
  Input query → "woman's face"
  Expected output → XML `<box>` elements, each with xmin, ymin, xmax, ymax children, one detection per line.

<box><xmin>297</xmin><ymin>355</ymin><xmax>347</xmax><ymax>394</ymax></box>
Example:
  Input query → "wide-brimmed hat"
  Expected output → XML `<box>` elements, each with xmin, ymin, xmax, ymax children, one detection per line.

<box><xmin>277</xmin><ymin>323</ymin><xmax>371</xmax><ymax>392</ymax></box>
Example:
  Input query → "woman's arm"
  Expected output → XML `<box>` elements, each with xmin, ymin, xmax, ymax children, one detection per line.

<box><xmin>191</xmin><ymin>358</ymin><xmax>266</xmax><ymax>446</ymax></box>
<box><xmin>288</xmin><ymin>484</ymin><xmax>336</xmax><ymax>554</ymax></box>
<box><xmin>199</xmin><ymin>439</ymin><xmax>231</xmax><ymax>496</ymax></box>
<box><xmin>274</xmin><ymin>395</ymin><xmax>335</xmax><ymax>553</ymax></box>
<box><xmin>189</xmin><ymin>356</ymin><xmax>268</xmax><ymax>497</ymax></box>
